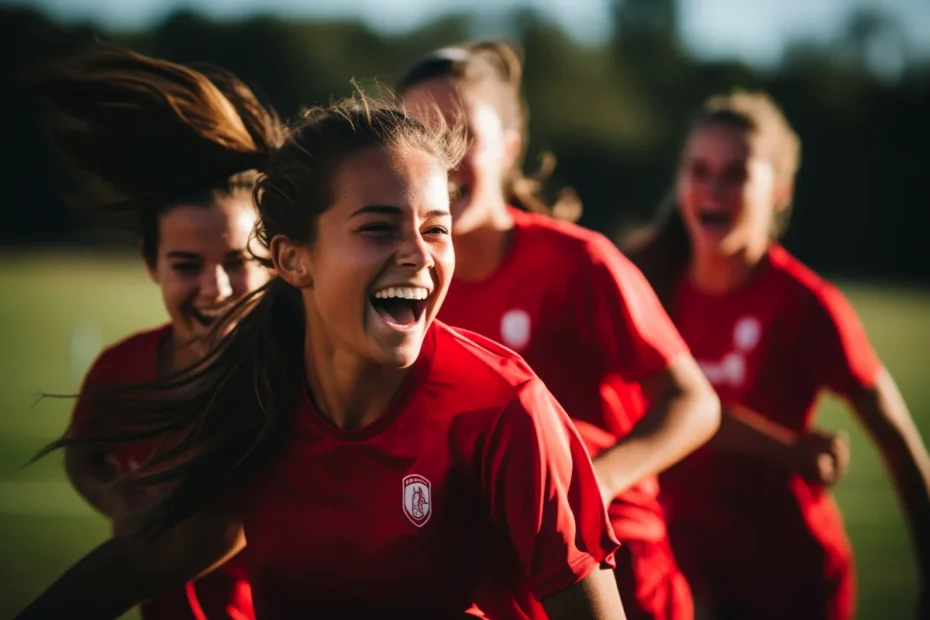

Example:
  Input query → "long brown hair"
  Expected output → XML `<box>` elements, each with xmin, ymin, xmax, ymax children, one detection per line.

<box><xmin>628</xmin><ymin>90</ymin><xmax>802</xmax><ymax>310</ymax></box>
<box><xmin>36</xmin><ymin>92</ymin><xmax>467</xmax><ymax>539</ymax></box>
<box><xmin>31</xmin><ymin>42</ymin><xmax>282</xmax><ymax>265</ymax></box>
<box><xmin>397</xmin><ymin>40</ymin><xmax>582</xmax><ymax>222</ymax></box>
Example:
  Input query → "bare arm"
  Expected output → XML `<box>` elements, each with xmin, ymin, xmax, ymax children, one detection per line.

<box><xmin>709</xmin><ymin>405</ymin><xmax>851</xmax><ymax>485</ymax></box>
<box><xmin>850</xmin><ymin>369</ymin><xmax>930</xmax><ymax>586</ymax></box>
<box><xmin>593</xmin><ymin>354</ymin><xmax>720</xmax><ymax>498</ymax></box>
<box><xmin>709</xmin><ymin>404</ymin><xmax>796</xmax><ymax>463</ymax></box>
<box><xmin>541</xmin><ymin>566</ymin><xmax>626</xmax><ymax>620</ymax></box>
<box><xmin>15</xmin><ymin>503</ymin><xmax>244</xmax><ymax>619</ymax></box>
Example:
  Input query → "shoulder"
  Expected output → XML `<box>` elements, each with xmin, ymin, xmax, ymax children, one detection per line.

<box><xmin>427</xmin><ymin>321</ymin><xmax>554</xmax><ymax>417</ymax></box>
<box><xmin>767</xmin><ymin>245</ymin><xmax>854</xmax><ymax>320</ymax></box>
<box><xmin>512</xmin><ymin>208</ymin><xmax>621</xmax><ymax>270</ymax></box>
<box><xmin>85</xmin><ymin>324</ymin><xmax>169</xmax><ymax>385</ymax></box>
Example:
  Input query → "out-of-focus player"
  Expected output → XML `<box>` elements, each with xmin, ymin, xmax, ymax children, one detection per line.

<box><xmin>630</xmin><ymin>90</ymin><xmax>930</xmax><ymax>620</ymax></box>
<box><xmin>34</xmin><ymin>44</ymin><xmax>283</xmax><ymax>620</ymax></box>
<box><xmin>398</xmin><ymin>40</ymin><xmax>721</xmax><ymax>620</ymax></box>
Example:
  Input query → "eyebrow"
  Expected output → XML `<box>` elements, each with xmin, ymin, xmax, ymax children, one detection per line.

<box><xmin>350</xmin><ymin>205</ymin><xmax>451</xmax><ymax>219</ymax></box>
<box><xmin>166</xmin><ymin>251</ymin><xmax>201</xmax><ymax>261</ymax></box>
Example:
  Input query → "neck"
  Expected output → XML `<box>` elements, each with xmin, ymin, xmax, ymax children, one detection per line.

<box><xmin>453</xmin><ymin>198</ymin><xmax>514</xmax><ymax>282</ymax></box>
<box><xmin>689</xmin><ymin>239</ymin><xmax>771</xmax><ymax>294</ymax></box>
<box><xmin>168</xmin><ymin>336</ymin><xmax>203</xmax><ymax>374</ymax></box>
<box><xmin>302</xmin><ymin>326</ymin><xmax>410</xmax><ymax>431</ymax></box>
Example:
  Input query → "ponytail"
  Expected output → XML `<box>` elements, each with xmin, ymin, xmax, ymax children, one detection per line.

<box><xmin>31</xmin><ymin>42</ymin><xmax>282</xmax><ymax>264</ymax></box>
<box><xmin>625</xmin><ymin>194</ymin><xmax>690</xmax><ymax>312</ymax></box>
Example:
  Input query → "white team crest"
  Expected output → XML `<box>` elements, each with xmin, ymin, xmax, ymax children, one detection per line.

<box><xmin>402</xmin><ymin>474</ymin><xmax>431</xmax><ymax>527</ymax></box>
<box><xmin>500</xmin><ymin>309</ymin><xmax>531</xmax><ymax>350</ymax></box>
<box><xmin>733</xmin><ymin>316</ymin><xmax>762</xmax><ymax>352</ymax></box>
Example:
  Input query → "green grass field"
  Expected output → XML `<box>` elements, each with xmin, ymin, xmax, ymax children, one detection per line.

<box><xmin>1</xmin><ymin>250</ymin><xmax>928</xmax><ymax>619</ymax></box>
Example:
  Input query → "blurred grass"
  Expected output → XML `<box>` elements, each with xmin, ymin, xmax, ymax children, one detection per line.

<box><xmin>0</xmin><ymin>250</ymin><xmax>928</xmax><ymax>619</ymax></box>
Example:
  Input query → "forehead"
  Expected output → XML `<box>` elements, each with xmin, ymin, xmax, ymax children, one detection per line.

<box><xmin>685</xmin><ymin>123</ymin><xmax>755</xmax><ymax>162</ymax></box>
<box><xmin>330</xmin><ymin>147</ymin><xmax>448</xmax><ymax>213</ymax></box>
<box><xmin>158</xmin><ymin>200</ymin><xmax>255</xmax><ymax>249</ymax></box>
<box><xmin>403</xmin><ymin>79</ymin><xmax>500</xmax><ymax>133</ymax></box>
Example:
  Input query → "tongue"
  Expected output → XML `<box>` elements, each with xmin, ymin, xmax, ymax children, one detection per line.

<box><xmin>374</xmin><ymin>298</ymin><xmax>416</xmax><ymax>326</ymax></box>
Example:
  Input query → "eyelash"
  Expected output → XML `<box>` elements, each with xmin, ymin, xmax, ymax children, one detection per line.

<box><xmin>170</xmin><ymin>260</ymin><xmax>248</xmax><ymax>273</ymax></box>
<box><xmin>358</xmin><ymin>224</ymin><xmax>449</xmax><ymax>237</ymax></box>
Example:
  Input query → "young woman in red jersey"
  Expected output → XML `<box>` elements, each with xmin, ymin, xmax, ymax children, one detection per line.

<box><xmin>629</xmin><ymin>90</ymin><xmax>930</xmax><ymax>620</ymax></box>
<box><xmin>32</xmin><ymin>45</ymin><xmax>284</xmax><ymax>620</ymax></box>
<box><xmin>396</xmin><ymin>41</ymin><xmax>721</xmax><ymax>620</ymax></box>
<box><xmin>18</xmin><ymin>47</ymin><xmax>625</xmax><ymax>620</ymax></box>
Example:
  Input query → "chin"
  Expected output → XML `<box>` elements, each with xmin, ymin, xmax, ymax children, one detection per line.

<box><xmin>376</xmin><ymin>343</ymin><xmax>423</xmax><ymax>369</ymax></box>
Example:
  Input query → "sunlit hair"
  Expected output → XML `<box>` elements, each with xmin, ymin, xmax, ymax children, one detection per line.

<box><xmin>32</xmin><ymin>42</ymin><xmax>283</xmax><ymax>265</ymax></box>
<box><xmin>36</xmin><ymin>92</ymin><xmax>467</xmax><ymax>538</ymax></box>
<box><xmin>398</xmin><ymin>40</ymin><xmax>582</xmax><ymax>222</ymax></box>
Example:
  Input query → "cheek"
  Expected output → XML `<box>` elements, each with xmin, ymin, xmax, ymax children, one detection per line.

<box><xmin>313</xmin><ymin>250</ymin><xmax>371</xmax><ymax>320</ymax></box>
<box><xmin>159</xmin><ymin>275</ymin><xmax>197</xmax><ymax>313</ymax></box>
<box><xmin>233</xmin><ymin>265</ymin><xmax>268</xmax><ymax>295</ymax></box>
<box><xmin>739</xmin><ymin>179</ymin><xmax>775</xmax><ymax>223</ymax></box>
<box><xmin>676</xmin><ymin>178</ymin><xmax>699</xmax><ymax>218</ymax></box>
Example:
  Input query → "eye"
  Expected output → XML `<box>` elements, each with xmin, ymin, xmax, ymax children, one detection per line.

<box><xmin>689</xmin><ymin>161</ymin><xmax>708</xmax><ymax>180</ymax></box>
<box><xmin>723</xmin><ymin>166</ymin><xmax>748</xmax><ymax>184</ymax></box>
<box><xmin>170</xmin><ymin>263</ymin><xmax>200</xmax><ymax>274</ymax></box>
<box><xmin>224</xmin><ymin>257</ymin><xmax>248</xmax><ymax>271</ymax></box>
<box><xmin>423</xmin><ymin>225</ymin><xmax>449</xmax><ymax>237</ymax></box>
<box><xmin>358</xmin><ymin>222</ymin><xmax>397</xmax><ymax>237</ymax></box>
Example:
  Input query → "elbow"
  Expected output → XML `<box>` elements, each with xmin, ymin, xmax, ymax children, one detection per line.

<box><xmin>683</xmin><ymin>378</ymin><xmax>721</xmax><ymax>448</ymax></box>
<box><xmin>697</xmin><ymin>385</ymin><xmax>722</xmax><ymax>443</ymax></box>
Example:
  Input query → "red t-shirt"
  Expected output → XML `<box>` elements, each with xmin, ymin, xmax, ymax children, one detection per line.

<box><xmin>439</xmin><ymin>208</ymin><xmax>689</xmax><ymax>541</ymax></box>
<box><xmin>71</xmin><ymin>325</ymin><xmax>254</xmax><ymax>620</ymax></box>
<box><xmin>241</xmin><ymin>321</ymin><xmax>619</xmax><ymax>619</ymax></box>
<box><xmin>660</xmin><ymin>245</ymin><xmax>883</xmax><ymax>571</ymax></box>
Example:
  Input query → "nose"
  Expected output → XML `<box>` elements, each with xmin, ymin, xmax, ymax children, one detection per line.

<box><xmin>199</xmin><ymin>264</ymin><xmax>233</xmax><ymax>301</ymax></box>
<box><xmin>397</xmin><ymin>230</ymin><xmax>434</xmax><ymax>271</ymax></box>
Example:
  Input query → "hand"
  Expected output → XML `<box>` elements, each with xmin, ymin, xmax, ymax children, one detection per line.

<box><xmin>789</xmin><ymin>429</ymin><xmax>850</xmax><ymax>486</ymax></box>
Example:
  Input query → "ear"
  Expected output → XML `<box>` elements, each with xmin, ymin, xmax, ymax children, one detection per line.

<box><xmin>773</xmin><ymin>180</ymin><xmax>794</xmax><ymax>214</ymax></box>
<box><xmin>141</xmin><ymin>241</ymin><xmax>159</xmax><ymax>284</ymax></box>
<box><xmin>270</xmin><ymin>234</ymin><xmax>313</xmax><ymax>288</ymax></box>
<box><xmin>502</xmin><ymin>129</ymin><xmax>522</xmax><ymax>171</ymax></box>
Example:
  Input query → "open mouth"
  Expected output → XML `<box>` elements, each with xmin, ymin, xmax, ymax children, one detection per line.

<box><xmin>697</xmin><ymin>208</ymin><xmax>732</xmax><ymax>230</ymax></box>
<box><xmin>369</xmin><ymin>286</ymin><xmax>430</xmax><ymax>330</ymax></box>
<box><xmin>189</xmin><ymin>305</ymin><xmax>229</xmax><ymax>329</ymax></box>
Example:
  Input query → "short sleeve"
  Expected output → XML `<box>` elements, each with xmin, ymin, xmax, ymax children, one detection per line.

<box><xmin>574</xmin><ymin>235</ymin><xmax>689</xmax><ymax>383</ymax></box>
<box><xmin>801</xmin><ymin>284</ymin><xmax>882</xmax><ymax>396</ymax></box>
<box><xmin>483</xmin><ymin>378</ymin><xmax>620</xmax><ymax>601</ymax></box>
<box><xmin>69</xmin><ymin>351</ymin><xmax>111</xmax><ymax>436</ymax></box>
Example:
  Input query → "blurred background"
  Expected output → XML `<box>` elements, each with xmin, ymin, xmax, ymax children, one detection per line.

<box><xmin>0</xmin><ymin>0</ymin><xmax>928</xmax><ymax>617</ymax></box>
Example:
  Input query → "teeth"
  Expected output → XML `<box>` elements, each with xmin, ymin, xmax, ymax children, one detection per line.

<box><xmin>372</xmin><ymin>287</ymin><xmax>429</xmax><ymax>301</ymax></box>
<box><xmin>195</xmin><ymin>308</ymin><xmax>224</xmax><ymax>318</ymax></box>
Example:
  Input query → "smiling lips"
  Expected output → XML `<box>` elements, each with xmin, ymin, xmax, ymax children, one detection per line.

<box><xmin>370</xmin><ymin>286</ymin><xmax>431</xmax><ymax>328</ymax></box>
<box><xmin>190</xmin><ymin>305</ymin><xmax>229</xmax><ymax>328</ymax></box>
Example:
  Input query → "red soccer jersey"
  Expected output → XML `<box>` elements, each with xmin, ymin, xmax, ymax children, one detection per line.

<box><xmin>659</xmin><ymin>245</ymin><xmax>883</xmax><ymax>593</ymax></box>
<box><xmin>438</xmin><ymin>208</ymin><xmax>689</xmax><ymax>542</ymax></box>
<box><xmin>72</xmin><ymin>326</ymin><xmax>254</xmax><ymax>620</ymax></box>
<box><xmin>241</xmin><ymin>321</ymin><xmax>619</xmax><ymax>619</ymax></box>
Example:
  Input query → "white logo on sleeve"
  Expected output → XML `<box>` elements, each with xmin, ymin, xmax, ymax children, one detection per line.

<box><xmin>733</xmin><ymin>316</ymin><xmax>761</xmax><ymax>351</ymax></box>
<box><xmin>500</xmin><ymin>309</ymin><xmax>532</xmax><ymax>350</ymax></box>
<box><xmin>402</xmin><ymin>474</ymin><xmax>431</xmax><ymax>527</ymax></box>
